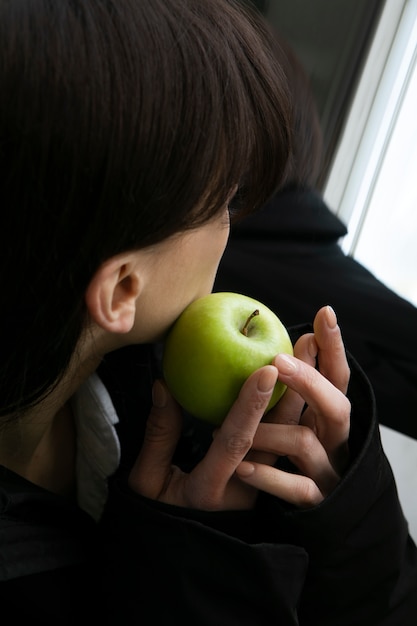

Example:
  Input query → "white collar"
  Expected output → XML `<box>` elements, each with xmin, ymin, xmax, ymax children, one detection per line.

<box><xmin>70</xmin><ymin>372</ymin><xmax>121</xmax><ymax>521</ymax></box>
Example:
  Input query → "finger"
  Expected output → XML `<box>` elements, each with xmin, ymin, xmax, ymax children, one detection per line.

<box><xmin>271</xmin><ymin>332</ymin><xmax>318</xmax><ymax>421</ymax></box>
<box><xmin>265</xmin><ymin>333</ymin><xmax>317</xmax><ymax>426</ymax></box>
<box><xmin>273</xmin><ymin>352</ymin><xmax>350</xmax><ymax>469</ymax></box>
<box><xmin>313</xmin><ymin>306</ymin><xmax>350</xmax><ymax>394</ymax></box>
<box><xmin>191</xmin><ymin>365</ymin><xmax>277</xmax><ymax>503</ymax></box>
<box><xmin>128</xmin><ymin>380</ymin><xmax>183</xmax><ymax>498</ymax></box>
<box><xmin>249</xmin><ymin>423</ymin><xmax>340</xmax><ymax>496</ymax></box>
<box><xmin>236</xmin><ymin>461</ymin><xmax>324</xmax><ymax>508</ymax></box>
<box><xmin>247</xmin><ymin>334</ymin><xmax>318</xmax><ymax>467</ymax></box>
<box><xmin>293</xmin><ymin>332</ymin><xmax>318</xmax><ymax>367</ymax></box>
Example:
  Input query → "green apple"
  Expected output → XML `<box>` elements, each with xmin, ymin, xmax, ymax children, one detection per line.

<box><xmin>162</xmin><ymin>291</ymin><xmax>293</xmax><ymax>426</ymax></box>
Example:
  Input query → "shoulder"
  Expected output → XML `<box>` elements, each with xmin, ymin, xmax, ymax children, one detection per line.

<box><xmin>0</xmin><ymin>466</ymin><xmax>94</xmax><ymax>582</ymax></box>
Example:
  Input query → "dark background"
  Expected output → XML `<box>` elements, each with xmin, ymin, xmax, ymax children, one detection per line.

<box><xmin>245</xmin><ymin>0</ymin><xmax>385</xmax><ymax>188</ymax></box>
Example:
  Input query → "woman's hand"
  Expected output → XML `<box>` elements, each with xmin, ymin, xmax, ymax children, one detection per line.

<box><xmin>128</xmin><ymin>363</ymin><xmax>278</xmax><ymax>510</ymax></box>
<box><xmin>236</xmin><ymin>305</ymin><xmax>351</xmax><ymax>507</ymax></box>
<box><xmin>128</xmin><ymin>305</ymin><xmax>351</xmax><ymax>511</ymax></box>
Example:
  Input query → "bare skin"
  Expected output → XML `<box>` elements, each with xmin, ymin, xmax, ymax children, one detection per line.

<box><xmin>0</xmin><ymin>205</ymin><xmax>231</xmax><ymax>495</ymax></box>
<box><xmin>129</xmin><ymin>305</ymin><xmax>351</xmax><ymax>510</ymax></box>
<box><xmin>1</xmin><ymin>206</ymin><xmax>350</xmax><ymax>513</ymax></box>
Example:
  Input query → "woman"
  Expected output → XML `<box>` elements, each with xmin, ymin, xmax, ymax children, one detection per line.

<box><xmin>0</xmin><ymin>1</ymin><xmax>415</xmax><ymax>624</ymax></box>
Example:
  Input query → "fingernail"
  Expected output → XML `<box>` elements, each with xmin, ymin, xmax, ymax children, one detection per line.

<box><xmin>236</xmin><ymin>461</ymin><xmax>255</xmax><ymax>477</ymax></box>
<box><xmin>152</xmin><ymin>380</ymin><xmax>167</xmax><ymax>408</ymax></box>
<box><xmin>276</xmin><ymin>353</ymin><xmax>297</xmax><ymax>374</ymax></box>
<box><xmin>257</xmin><ymin>366</ymin><xmax>277</xmax><ymax>392</ymax></box>
<box><xmin>325</xmin><ymin>305</ymin><xmax>337</xmax><ymax>329</ymax></box>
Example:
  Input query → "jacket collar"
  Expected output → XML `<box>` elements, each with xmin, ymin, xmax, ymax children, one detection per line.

<box><xmin>232</xmin><ymin>185</ymin><xmax>347</xmax><ymax>242</ymax></box>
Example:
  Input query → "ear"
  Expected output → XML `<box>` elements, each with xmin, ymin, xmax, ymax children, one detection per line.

<box><xmin>85</xmin><ymin>253</ymin><xmax>142</xmax><ymax>334</ymax></box>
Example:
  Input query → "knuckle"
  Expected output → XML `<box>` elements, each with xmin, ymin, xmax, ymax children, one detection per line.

<box><xmin>296</xmin><ymin>477</ymin><xmax>322</xmax><ymax>507</ymax></box>
<box><xmin>252</xmin><ymin>397</ymin><xmax>269</xmax><ymax>412</ymax></box>
<box><xmin>302</xmin><ymin>366</ymin><xmax>319</xmax><ymax>393</ymax></box>
<box><xmin>188</xmin><ymin>478</ymin><xmax>222</xmax><ymax>510</ymax></box>
<box><xmin>240</xmin><ymin>393</ymin><xmax>269</xmax><ymax>415</ymax></box>
<box><xmin>331</xmin><ymin>396</ymin><xmax>351</xmax><ymax>426</ymax></box>
<box><xmin>223</xmin><ymin>434</ymin><xmax>253</xmax><ymax>459</ymax></box>
<box><xmin>296</xmin><ymin>426</ymin><xmax>317</xmax><ymax>456</ymax></box>
<box><xmin>144</xmin><ymin>411</ymin><xmax>169</xmax><ymax>443</ymax></box>
<box><xmin>194</xmin><ymin>492</ymin><xmax>221</xmax><ymax>511</ymax></box>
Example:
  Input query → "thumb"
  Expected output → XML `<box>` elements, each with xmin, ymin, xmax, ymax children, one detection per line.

<box><xmin>128</xmin><ymin>379</ymin><xmax>183</xmax><ymax>498</ymax></box>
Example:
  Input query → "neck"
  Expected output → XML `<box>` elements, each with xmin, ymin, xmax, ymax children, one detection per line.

<box><xmin>0</xmin><ymin>339</ymin><xmax>103</xmax><ymax>496</ymax></box>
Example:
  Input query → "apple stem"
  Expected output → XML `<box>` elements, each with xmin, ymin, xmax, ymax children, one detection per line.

<box><xmin>241</xmin><ymin>309</ymin><xmax>259</xmax><ymax>336</ymax></box>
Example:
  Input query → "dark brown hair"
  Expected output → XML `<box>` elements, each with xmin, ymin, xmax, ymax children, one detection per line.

<box><xmin>0</xmin><ymin>0</ymin><xmax>291</xmax><ymax>417</ymax></box>
<box><xmin>276</xmin><ymin>35</ymin><xmax>324</xmax><ymax>188</ymax></box>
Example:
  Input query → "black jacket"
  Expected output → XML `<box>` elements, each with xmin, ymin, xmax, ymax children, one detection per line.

<box><xmin>1</xmin><ymin>340</ymin><xmax>416</xmax><ymax>625</ymax></box>
<box><xmin>215</xmin><ymin>185</ymin><xmax>417</xmax><ymax>439</ymax></box>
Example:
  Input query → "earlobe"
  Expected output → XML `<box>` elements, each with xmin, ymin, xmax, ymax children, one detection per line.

<box><xmin>85</xmin><ymin>254</ymin><xmax>142</xmax><ymax>334</ymax></box>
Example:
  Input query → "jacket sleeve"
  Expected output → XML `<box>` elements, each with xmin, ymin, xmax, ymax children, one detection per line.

<box><xmin>99</xmin><ymin>354</ymin><xmax>417</xmax><ymax>626</ymax></box>
<box><xmin>253</xmin><ymin>354</ymin><xmax>417</xmax><ymax>625</ymax></box>
<box><xmin>99</xmin><ymin>479</ymin><xmax>308</xmax><ymax>625</ymax></box>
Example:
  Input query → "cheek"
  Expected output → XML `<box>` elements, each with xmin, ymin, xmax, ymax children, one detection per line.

<box><xmin>216</xmin><ymin>214</ymin><xmax>231</xmax><ymax>256</ymax></box>
<box><xmin>195</xmin><ymin>220</ymin><xmax>229</xmax><ymax>262</ymax></box>
<box><xmin>218</xmin><ymin>224</ymin><xmax>230</xmax><ymax>260</ymax></box>
<box><xmin>208</xmin><ymin>227</ymin><xmax>229</xmax><ymax>271</ymax></box>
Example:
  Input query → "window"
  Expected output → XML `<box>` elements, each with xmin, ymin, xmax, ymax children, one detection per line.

<box><xmin>324</xmin><ymin>1</ymin><xmax>417</xmax><ymax>541</ymax></box>
<box><xmin>324</xmin><ymin>0</ymin><xmax>417</xmax><ymax>307</ymax></box>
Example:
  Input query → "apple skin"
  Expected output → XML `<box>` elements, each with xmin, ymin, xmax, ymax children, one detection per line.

<box><xmin>162</xmin><ymin>292</ymin><xmax>294</xmax><ymax>426</ymax></box>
